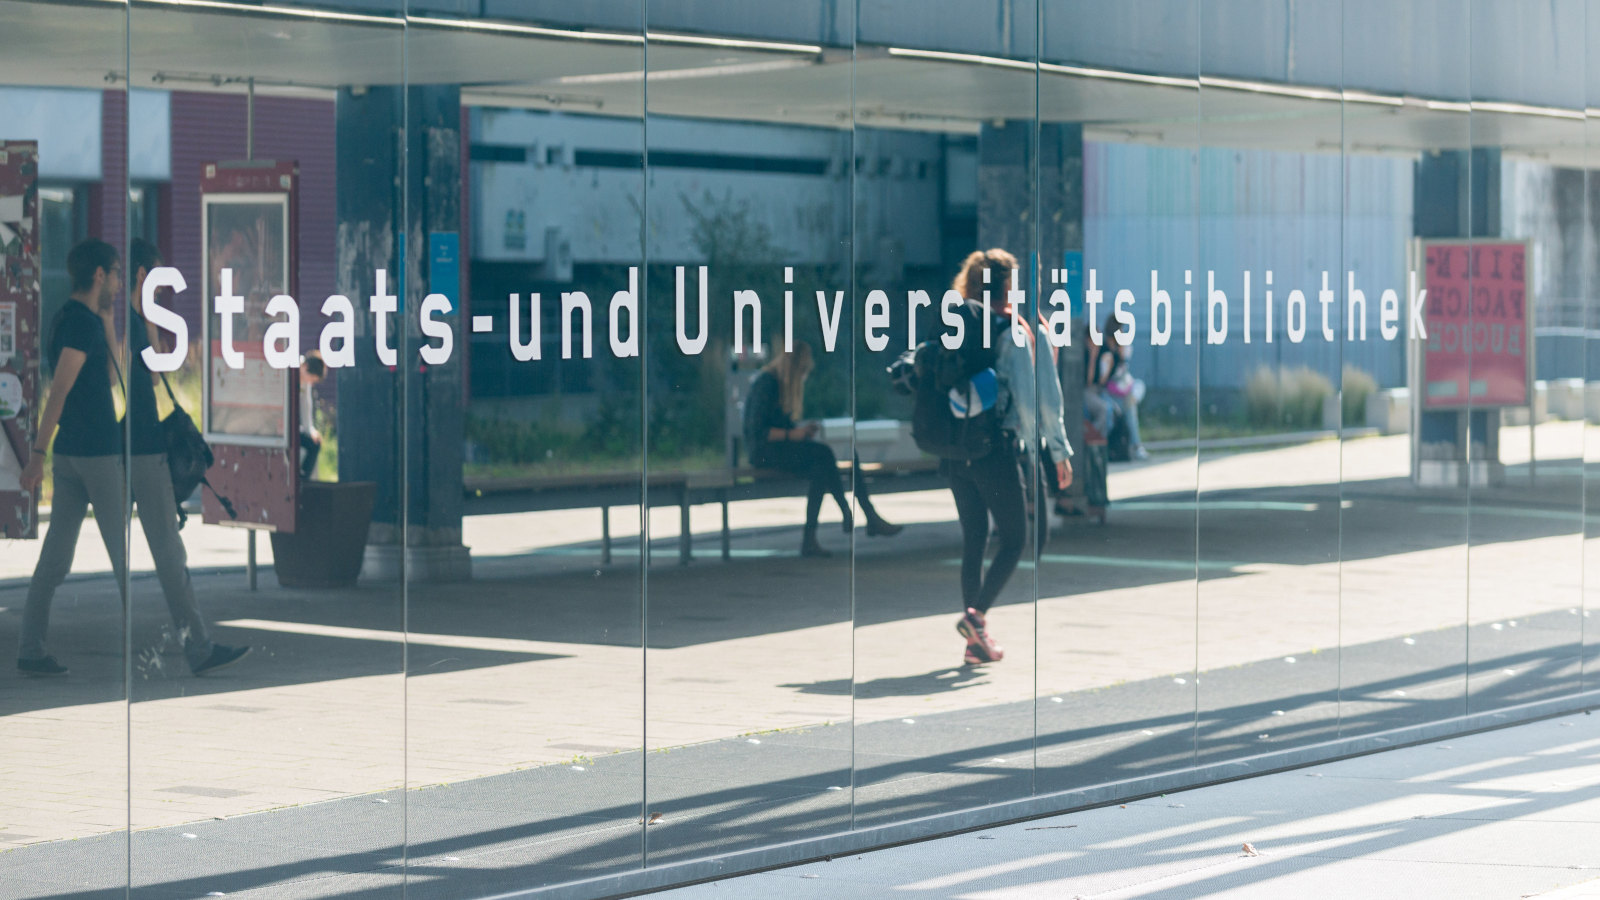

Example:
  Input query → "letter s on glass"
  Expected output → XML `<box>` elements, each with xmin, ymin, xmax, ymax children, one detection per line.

<box><xmin>141</xmin><ymin>266</ymin><xmax>188</xmax><ymax>372</ymax></box>
<box><xmin>420</xmin><ymin>294</ymin><xmax>454</xmax><ymax>365</ymax></box>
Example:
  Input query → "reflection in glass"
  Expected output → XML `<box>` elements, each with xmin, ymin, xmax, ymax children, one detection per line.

<box><xmin>642</xmin><ymin>2</ymin><xmax>855</xmax><ymax>864</ymax></box>
<box><xmin>1465</xmin><ymin>0</ymin><xmax>1587</xmax><ymax>712</ymax></box>
<box><xmin>3</xmin><ymin>3</ymin><xmax>1600</xmax><ymax>898</ymax></box>
<box><xmin>851</xmin><ymin>5</ymin><xmax>1042</xmax><ymax>825</ymax></box>
<box><xmin>1196</xmin><ymin>0</ymin><xmax>1342</xmax><ymax>764</ymax></box>
<box><xmin>0</xmin><ymin>1</ymin><xmax>131</xmax><ymax>894</ymax></box>
<box><xmin>1337</xmin><ymin>0</ymin><xmax>1471</xmax><ymax>737</ymax></box>
<box><xmin>404</xmin><ymin>9</ymin><xmax>647</xmax><ymax>896</ymax></box>
<box><xmin>122</xmin><ymin>3</ymin><xmax>406</xmax><ymax>897</ymax></box>
<box><xmin>1035</xmin><ymin>0</ymin><xmax>1202</xmax><ymax>793</ymax></box>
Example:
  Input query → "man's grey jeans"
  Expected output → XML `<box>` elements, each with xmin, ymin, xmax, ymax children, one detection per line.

<box><xmin>18</xmin><ymin>453</ymin><xmax>213</xmax><ymax>667</ymax></box>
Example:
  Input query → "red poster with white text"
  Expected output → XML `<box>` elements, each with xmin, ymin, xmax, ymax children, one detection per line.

<box><xmin>0</xmin><ymin>141</ymin><xmax>40</xmax><ymax>538</ymax></box>
<box><xmin>1421</xmin><ymin>240</ymin><xmax>1530</xmax><ymax>410</ymax></box>
<box><xmin>199</xmin><ymin>160</ymin><xmax>299</xmax><ymax>533</ymax></box>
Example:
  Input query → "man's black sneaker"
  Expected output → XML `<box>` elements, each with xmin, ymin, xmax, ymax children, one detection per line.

<box><xmin>191</xmin><ymin>644</ymin><xmax>250</xmax><ymax>676</ymax></box>
<box><xmin>17</xmin><ymin>656</ymin><xmax>69</xmax><ymax>677</ymax></box>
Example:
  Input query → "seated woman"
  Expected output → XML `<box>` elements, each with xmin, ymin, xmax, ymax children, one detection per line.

<box><xmin>1085</xmin><ymin>312</ymin><xmax>1148</xmax><ymax>461</ymax></box>
<box><xmin>743</xmin><ymin>341</ymin><xmax>898</xmax><ymax>557</ymax></box>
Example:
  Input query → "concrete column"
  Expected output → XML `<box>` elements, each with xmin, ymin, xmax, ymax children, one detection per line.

<box><xmin>977</xmin><ymin>120</ymin><xmax>1033</xmax><ymax>259</ymax></box>
<box><xmin>1414</xmin><ymin>147</ymin><xmax>1502</xmax><ymax>487</ymax></box>
<box><xmin>980</xmin><ymin>121</ymin><xmax>1086</xmax><ymax>500</ymax></box>
<box><xmin>1041</xmin><ymin>124</ymin><xmax>1085</xmax><ymax>499</ymax></box>
<box><xmin>335</xmin><ymin>85</ymin><xmax>470</xmax><ymax>582</ymax></box>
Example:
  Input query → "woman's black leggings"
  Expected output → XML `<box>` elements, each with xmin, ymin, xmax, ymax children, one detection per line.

<box><xmin>752</xmin><ymin>440</ymin><xmax>847</xmax><ymax>529</ymax></box>
<box><xmin>945</xmin><ymin>442</ymin><xmax>1026</xmax><ymax>614</ymax></box>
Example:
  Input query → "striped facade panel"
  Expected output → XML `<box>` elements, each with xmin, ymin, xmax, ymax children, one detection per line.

<box><xmin>94</xmin><ymin>90</ymin><xmax>127</xmax><ymax>275</ymax></box>
<box><xmin>1086</xmin><ymin>140</ymin><xmax>1412</xmax><ymax>394</ymax></box>
<box><xmin>168</xmin><ymin>92</ymin><xmax>337</xmax><ymax>352</ymax></box>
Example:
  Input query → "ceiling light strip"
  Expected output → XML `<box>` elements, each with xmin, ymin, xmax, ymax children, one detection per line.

<box><xmin>644</xmin><ymin>31</ymin><xmax>822</xmax><ymax>54</ymax></box>
<box><xmin>411</xmin><ymin>17</ymin><xmax>823</xmax><ymax>53</ymax></box>
<box><xmin>886</xmin><ymin>47</ymin><xmax>1035</xmax><ymax>72</ymax></box>
<box><xmin>1471</xmin><ymin>100</ymin><xmax>1585</xmax><ymax>121</ymax></box>
<box><xmin>1341</xmin><ymin>89</ymin><xmax>1405</xmax><ymax>107</ymax></box>
<box><xmin>133</xmin><ymin>0</ymin><xmax>400</xmax><ymax>26</ymax></box>
<box><xmin>1198</xmin><ymin>75</ymin><xmax>1340</xmax><ymax>102</ymax></box>
<box><xmin>1039</xmin><ymin>61</ymin><xmax>1196</xmax><ymax>89</ymax></box>
<box><xmin>409</xmin><ymin>15</ymin><xmax>639</xmax><ymax>44</ymax></box>
<box><xmin>557</xmin><ymin>57</ymin><xmax>818</xmax><ymax>86</ymax></box>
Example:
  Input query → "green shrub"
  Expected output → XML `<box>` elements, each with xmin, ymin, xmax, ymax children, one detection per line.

<box><xmin>1245</xmin><ymin>365</ymin><xmax>1333</xmax><ymax>430</ymax></box>
<box><xmin>1341</xmin><ymin>364</ymin><xmax>1378</xmax><ymax>426</ymax></box>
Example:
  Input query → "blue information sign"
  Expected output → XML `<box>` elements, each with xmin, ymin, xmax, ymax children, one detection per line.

<box><xmin>1062</xmin><ymin>250</ymin><xmax>1085</xmax><ymax>320</ymax></box>
<box><xmin>429</xmin><ymin>231</ymin><xmax>460</xmax><ymax>312</ymax></box>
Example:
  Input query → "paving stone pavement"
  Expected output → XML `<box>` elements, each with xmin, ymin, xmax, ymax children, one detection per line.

<box><xmin>0</xmin><ymin>427</ymin><xmax>1597</xmax><ymax>898</ymax></box>
<box><xmin>652</xmin><ymin>710</ymin><xmax>1600</xmax><ymax>899</ymax></box>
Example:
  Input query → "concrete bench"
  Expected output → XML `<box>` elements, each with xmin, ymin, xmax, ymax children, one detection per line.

<box><xmin>462</xmin><ymin>457</ymin><xmax>943</xmax><ymax>566</ymax></box>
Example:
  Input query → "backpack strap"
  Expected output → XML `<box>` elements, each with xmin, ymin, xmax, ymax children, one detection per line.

<box><xmin>159</xmin><ymin>371</ymin><xmax>183</xmax><ymax>410</ymax></box>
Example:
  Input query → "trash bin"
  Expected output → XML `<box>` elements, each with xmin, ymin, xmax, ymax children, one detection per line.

<box><xmin>270</xmin><ymin>481</ymin><xmax>377</xmax><ymax>589</ymax></box>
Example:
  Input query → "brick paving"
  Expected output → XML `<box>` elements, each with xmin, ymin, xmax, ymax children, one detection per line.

<box><xmin>0</xmin><ymin>427</ymin><xmax>1593</xmax><ymax>856</ymax></box>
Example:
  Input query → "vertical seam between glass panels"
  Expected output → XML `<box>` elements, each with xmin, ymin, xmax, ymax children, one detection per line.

<box><xmin>1336</xmin><ymin>0</ymin><xmax>1347</xmax><ymax>740</ymax></box>
<box><xmin>122</xmin><ymin>4</ymin><xmax>132</xmax><ymax>894</ymax></box>
<box><xmin>640</xmin><ymin>0</ymin><xmax>652</xmax><ymax>869</ymax></box>
<box><xmin>1191</xmin><ymin>0</ymin><xmax>1203</xmax><ymax>771</ymax></box>
<box><xmin>848</xmin><ymin>0</ymin><xmax>859</xmax><ymax>834</ymax></box>
<box><xmin>399</xmin><ymin>9</ymin><xmax>411</xmax><ymax>892</ymax></box>
<box><xmin>1464</xmin><ymin>1</ymin><xmax>1474</xmax><ymax>714</ymax></box>
<box><xmin>1585</xmin><ymin>1</ymin><xmax>1593</xmax><ymax>693</ymax></box>
<box><xmin>1031</xmin><ymin>0</ymin><xmax>1042</xmax><ymax>794</ymax></box>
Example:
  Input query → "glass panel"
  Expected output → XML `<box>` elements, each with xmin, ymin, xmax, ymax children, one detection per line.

<box><xmin>851</xmin><ymin>1</ymin><xmax>1041</xmax><ymax>825</ymax></box>
<box><xmin>1033</xmin><ymin>0</ymin><xmax>1202</xmax><ymax>793</ymax></box>
<box><xmin>0</xmin><ymin>1</ymin><xmax>129</xmax><ymax>894</ymax></box>
<box><xmin>1196</xmin><ymin>0</ymin><xmax>1344</xmax><ymax>764</ymax></box>
<box><xmin>123</xmin><ymin>3</ymin><xmax>407</xmax><ymax>897</ymax></box>
<box><xmin>1338</xmin><ymin>0</ymin><xmax>1471</xmax><ymax>737</ymax></box>
<box><xmin>642</xmin><ymin>5</ymin><xmax>856</xmax><ymax>862</ymax></box>
<box><xmin>1586</xmin><ymin>1</ymin><xmax>1600</xmax><ymax>692</ymax></box>
<box><xmin>1466</xmin><ymin>0</ymin><xmax>1587</xmax><ymax>711</ymax></box>
<box><xmin>403</xmin><ymin>7</ymin><xmax>647</xmax><ymax>894</ymax></box>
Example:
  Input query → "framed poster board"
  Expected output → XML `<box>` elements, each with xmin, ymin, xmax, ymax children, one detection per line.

<box><xmin>1420</xmin><ymin>239</ymin><xmax>1533</xmax><ymax>410</ymax></box>
<box><xmin>201</xmin><ymin>191</ymin><xmax>292</xmax><ymax>446</ymax></box>
<box><xmin>198</xmin><ymin>160</ymin><xmax>299</xmax><ymax>533</ymax></box>
<box><xmin>0</xmin><ymin>141</ymin><xmax>39</xmax><ymax>538</ymax></box>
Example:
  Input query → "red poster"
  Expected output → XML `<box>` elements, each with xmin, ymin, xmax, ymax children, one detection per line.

<box><xmin>0</xmin><ymin>141</ymin><xmax>40</xmax><ymax>538</ymax></box>
<box><xmin>199</xmin><ymin>160</ymin><xmax>299</xmax><ymax>533</ymax></box>
<box><xmin>1421</xmin><ymin>240</ymin><xmax>1530</xmax><ymax>410</ymax></box>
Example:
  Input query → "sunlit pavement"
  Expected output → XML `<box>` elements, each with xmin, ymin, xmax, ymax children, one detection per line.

<box><xmin>0</xmin><ymin>426</ymin><xmax>1597</xmax><ymax>897</ymax></box>
<box><xmin>653</xmin><ymin>710</ymin><xmax>1600</xmax><ymax>900</ymax></box>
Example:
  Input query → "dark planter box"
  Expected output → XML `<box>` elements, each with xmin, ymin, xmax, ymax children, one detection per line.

<box><xmin>271</xmin><ymin>481</ymin><xmax>377</xmax><ymax>589</ymax></box>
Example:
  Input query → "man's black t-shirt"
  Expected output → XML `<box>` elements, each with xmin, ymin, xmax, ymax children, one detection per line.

<box><xmin>47</xmin><ymin>299</ymin><xmax>120</xmax><ymax>457</ymax></box>
<box><xmin>123</xmin><ymin>309</ymin><xmax>166</xmax><ymax>456</ymax></box>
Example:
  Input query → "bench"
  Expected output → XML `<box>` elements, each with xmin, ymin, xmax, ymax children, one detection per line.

<box><xmin>463</xmin><ymin>457</ymin><xmax>943</xmax><ymax>565</ymax></box>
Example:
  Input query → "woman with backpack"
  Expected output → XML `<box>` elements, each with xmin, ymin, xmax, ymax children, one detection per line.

<box><xmin>743</xmin><ymin>340</ymin><xmax>900</xmax><ymax>558</ymax></box>
<box><xmin>942</xmin><ymin>249</ymin><xmax>1072</xmax><ymax>665</ymax></box>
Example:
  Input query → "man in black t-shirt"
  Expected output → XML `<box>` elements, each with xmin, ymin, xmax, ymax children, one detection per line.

<box><xmin>122</xmin><ymin>238</ymin><xmax>248</xmax><ymax>676</ymax></box>
<box><xmin>17</xmin><ymin>239</ymin><xmax>122</xmax><ymax>677</ymax></box>
<box><xmin>17</xmin><ymin>239</ymin><xmax>247</xmax><ymax>677</ymax></box>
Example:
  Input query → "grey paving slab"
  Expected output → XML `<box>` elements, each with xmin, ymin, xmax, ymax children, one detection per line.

<box><xmin>649</xmin><ymin>711</ymin><xmax>1600</xmax><ymax>900</ymax></box>
<box><xmin>0</xmin><ymin>875</ymin><xmax>122</xmax><ymax>900</ymax></box>
<box><xmin>203</xmin><ymin>870</ymin><xmax>406</xmax><ymax>900</ymax></box>
<box><xmin>8</xmin><ymin>462</ymin><xmax>1600</xmax><ymax>900</ymax></box>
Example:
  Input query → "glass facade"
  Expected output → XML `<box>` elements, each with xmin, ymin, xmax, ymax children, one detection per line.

<box><xmin>1</xmin><ymin>1</ymin><xmax>1597</xmax><ymax>897</ymax></box>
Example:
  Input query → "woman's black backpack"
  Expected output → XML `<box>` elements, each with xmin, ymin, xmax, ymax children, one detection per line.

<box><xmin>889</xmin><ymin>302</ymin><xmax>1002</xmax><ymax>461</ymax></box>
